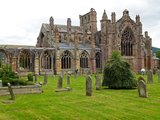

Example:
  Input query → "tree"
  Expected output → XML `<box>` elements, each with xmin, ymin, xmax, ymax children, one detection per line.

<box><xmin>102</xmin><ymin>51</ymin><xmax>137</xmax><ymax>89</ymax></box>
<box><xmin>156</xmin><ymin>49</ymin><xmax>160</xmax><ymax>59</ymax></box>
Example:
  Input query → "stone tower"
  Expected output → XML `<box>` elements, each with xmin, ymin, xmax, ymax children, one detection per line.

<box><xmin>79</xmin><ymin>8</ymin><xmax>97</xmax><ymax>33</ymax></box>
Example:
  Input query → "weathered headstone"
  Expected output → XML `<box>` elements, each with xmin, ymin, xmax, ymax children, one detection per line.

<box><xmin>57</xmin><ymin>75</ymin><xmax>63</xmax><ymax>89</ymax></box>
<box><xmin>67</xmin><ymin>75</ymin><xmax>70</xmax><ymax>87</ymax></box>
<box><xmin>74</xmin><ymin>69</ymin><xmax>78</xmax><ymax>80</ymax></box>
<box><xmin>44</xmin><ymin>72</ymin><xmax>48</xmax><ymax>85</ymax></box>
<box><xmin>7</xmin><ymin>83</ymin><xmax>15</xmax><ymax>100</ymax></box>
<box><xmin>95</xmin><ymin>75</ymin><xmax>101</xmax><ymax>90</ymax></box>
<box><xmin>138</xmin><ymin>80</ymin><xmax>148</xmax><ymax>98</ymax></box>
<box><xmin>86</xmin><ymin>75</ymin><xmax>92</xmax><ymax>96</ymax></box>
<box><xmin>35</xmin><ymin>73</ymin><xmax>38</xmax><ymax>83</ymax></box>
<box><xmin>158</xmin><ymin>70</ymin><xmax>160</xmax><ymax>83</ymax></box>
<box><xmin>147</xmin><ymin>70</ymin><xmax>153</xmax><ymax>84</ymax></box>
<box><xmin>0</xmin><ymin>80</ymin><xmax>2</xmax><ymax>87</ymax></box>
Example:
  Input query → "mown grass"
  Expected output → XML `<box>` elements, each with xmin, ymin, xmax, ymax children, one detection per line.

<box><xmin>0</xmin><ymin>74</ymin><xmax>160</xmax><ymax>120</ymax></box>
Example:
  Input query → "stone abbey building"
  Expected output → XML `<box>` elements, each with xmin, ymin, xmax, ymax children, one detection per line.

<box><xmin>0</xmin><ymin>8</ymin><xmax>152</xmax><ymax>75</ymax></box>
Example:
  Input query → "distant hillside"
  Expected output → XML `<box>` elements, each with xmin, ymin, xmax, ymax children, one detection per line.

<box><xmin>152</xmin><ymin>47</ymin><xmax>159</xmax><ymax>53</ymax></box>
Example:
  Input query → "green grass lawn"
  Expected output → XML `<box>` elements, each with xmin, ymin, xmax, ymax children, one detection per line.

<box><xmin>0</xmin><ymin>74</ymin><xmax>160</xmax><ymax>120</ymax></box>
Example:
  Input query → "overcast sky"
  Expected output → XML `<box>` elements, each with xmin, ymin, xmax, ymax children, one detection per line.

<box><xmin>0</xmin><ymin>0</ymin><xmax>159</xmax><ymax>48</ymax></box>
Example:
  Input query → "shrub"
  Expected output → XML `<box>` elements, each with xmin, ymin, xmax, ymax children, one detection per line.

<box><xmin>26</xmin><ymin>81</ymin><xmax>34</xmax><ymax>85</ymax></box>
<box><xmin>2</xmin><ymin>78</ymin><xmax>27</xmax><ymax>86</ymax></box>
<box><xmin>102</xmin><ymin>51</ymin><xmax>137</xmax><ymax>89</ymax></box>
<box><xmin>27</xmin><ymin>73</ymin><xmax>33</xmax><ymax>81</ymax></box>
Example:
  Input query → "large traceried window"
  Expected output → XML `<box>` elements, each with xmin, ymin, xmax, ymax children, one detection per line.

<box><xmin>19</xmin><ymin>50</ymin><xmax>30</xmax><ymax>70</ymax></box>
<box><xmin>41</xmin><ymin>51</ymin><xmax>51</xmax><ymax>69</ymax></box>
<box><xmin>95</xmin><ymin>52</ymin><xmax>101</xmax><ymax>68</ymax></box>
<box><xmin>80</xmin><ymin>51</ymin><xmax>89</xmax><ymax>68</ymax></box>
<box><xmin>121</xmin><ymin>27</ymin><xmax>135</xmax><ymax>56</ymax></box>
<box><xmin>61</xmin><ymin>51</ymin><xmax>72</xmax><ymax>69</ymax></box>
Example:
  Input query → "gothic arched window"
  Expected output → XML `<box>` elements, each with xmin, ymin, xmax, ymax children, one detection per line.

<box><xmin>80</xmin><ymin>51</ymin><xmax>89</xmax><ymax>68</ymax></box>
<box><xmin>95</xmin><ymin>52</ymin><xmax>101</xmax><ymax>68</ymax></box>
<box><xmin>0</xmin><ymin>51</ymin><xmax>6</xmax><ymax>67</ymax></box>
<box><xmin>61</xmin><ymin>51</ymin><xmax>72</xmax><ymax>69</ymax></box>
<box><xmin>19</xmin><ymin>50</ymin><xmax>30</xmax><ymax>70</ymax></box>
<box><xmin>41</xmin><ymin>51</ymin><xmax>51</xmax><ymax>69</ymax></box>
<box><xmin>121</xmin><ymin>27</ymin><xmax>134</xmax><ymax>56</ymax></box>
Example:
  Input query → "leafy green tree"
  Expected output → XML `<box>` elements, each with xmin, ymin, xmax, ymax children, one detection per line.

<box><xmin>102</xmin><ymin>51</ymin><xmax>137</xmax><ymax>89</ymax></box>
<box><xmin>156</xmin><ymin>49</ymin><xmax>160</xmax><ymax>59</ymax></box>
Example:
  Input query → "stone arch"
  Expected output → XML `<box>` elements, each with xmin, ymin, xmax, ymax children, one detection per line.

<box><xmin>120</xmin><ymin>27</ymin><xmax>135</xmax><ymax>56</ymax></box>
<box><xmin>0</xmin><ymin>49</ymin><xmax>9</xmax><ymax>66</ymax></box>
<box><xmin>80</xmin><ymin>50</ymin><xmax>89</xmax><ymax>68</ymax></box>
<box><xmin>61</xmin><ymin>50</ymin><xmax>73</xmax><ymax>69</ymax></box>
<box><xmin>19</xmin><ymin>49</ymin><xmax>32</xmax><ymax>71</ymax></box>
<box><xmin>40</xmin><ymin>50</ymin><xmax>54</xmax><ymax>70</ymax></box>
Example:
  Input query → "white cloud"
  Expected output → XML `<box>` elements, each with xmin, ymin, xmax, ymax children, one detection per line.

<box><xmin>0</xmin><ymin>0</ymin><xmax>159</xmax><ymax>48</ymax></box>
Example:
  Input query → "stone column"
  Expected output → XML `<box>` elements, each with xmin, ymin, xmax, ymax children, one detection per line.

<box><xmin>91</xmin><ymin>59</ymin><xmax>96</xmax><ymax>73</ymax></box>
<box><xmin>55</xmin><ymin>50</ymin><xmax>61</xmax><ymax>74</ymax></box>
<box><xmin>51</xmin><ymin>54</ymin><xmax>54</xmax><ymax>75</ymax></box>
<box><xmin>11</xmin><ymin>57</ymin><xmax>17</xmax><ymax>72</ymax></box>
<box><xmin>34</xmin><ymin>56</ymin><xmax>39</xmax><ymax>74</ymax></box>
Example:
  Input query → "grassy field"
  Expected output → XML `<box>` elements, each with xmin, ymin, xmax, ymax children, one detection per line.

<box><xmin>0</xmin><ymin>74</ymin><xmax>160</xmax><ymax>120</ymax></box>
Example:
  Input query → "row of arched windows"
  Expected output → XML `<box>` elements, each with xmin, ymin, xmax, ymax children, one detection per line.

<box><xmin>61</xmin><ymin>51</ymin><xmax>101</xmax><ymax>69</ymax></box>
<box><xmin>0</xmin><ymin>50</ymin><xmax>101</xmax><ymax>71</ymax></box>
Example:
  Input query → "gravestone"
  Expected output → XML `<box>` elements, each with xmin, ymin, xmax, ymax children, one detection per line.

<box><xmin>158</xmin><ymin>70</ymin><xmax>160</xmax><ymax>83</ymax></box>
<box><xmin>86</xmin><ymin>75</ymin><xmax>92</xmax><ymax>96</ymax></box>
<box><xmin>74</xmin><ymin>70</ymin><xmax>77</xmax><ymax>80</ymax></box>
<box><xmin>57</xmin><ymin>75</ymin><xmax>63</xmax><ymax>89</ymax></box>
<box><xmin>138</xmin><ymin>80</ymin><xmax>148</xmax><ymax>98</ymax></box>
<box><xmin>7</xmin><ymin>83</ymin><xmax>16</xmax><ymax>100</ymax></box>
<box><xmin>0</xmin><ymin>80</ymin><xmax>2</xmax><ymax>87</ymax></box>
<box><xmin>44</xmin><ymin>72</ymin><xmax>48</xmax><ymax>85</ymax></box>
<box><xmin>35</xmin><ymin>73</ymin><xmax>38</xmax><ymax>83</ymax></box>
<box><xmin>67</xmin><ymin>75</ymin><xmax>70</xmax><ymax>87</ymax></box>
<box><xmin>147</xmin><ymin>70</ymin><xmax>153</xmax><ymax>84</ymax></box>
<box><xmin>95</xmin><ymin>75</ymin><xmax>101</xmax><ymax>90</ymax></box>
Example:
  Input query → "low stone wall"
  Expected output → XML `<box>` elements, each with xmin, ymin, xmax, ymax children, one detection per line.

<box><xmin>0</xmin><ymin>84</ymin><xmax>42</xmax><ymax>96</ymax></box>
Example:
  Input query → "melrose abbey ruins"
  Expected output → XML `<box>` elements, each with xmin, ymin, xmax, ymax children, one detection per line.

<box><xmin>0</xmin><ymin>8</ymin><xmax>153</xmax><ymax>75</ymax></box>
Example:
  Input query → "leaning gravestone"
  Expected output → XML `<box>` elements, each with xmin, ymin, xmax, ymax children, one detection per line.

<box><xmin>0</xmin><ymin>80</ymin><xmax>2</xmax><ymax>87</ymax></box>
<box><xmin>86</xmin><ymin>75</ymin><xmax>92</xmax><ymax>96</ymax></box>
<box><xmin>57</xmin><ymin>75</ymin><xmax>63</xmax><ymax>89</ymax></box>
<box><xmin>147</xmin><ymin>70</ymin><xmax>153</xmax><ymax>84</ymax></box>
<box><xmin>95</xmin><ymin>75</ymin><xmax>101</xmax><ymax>90</ymax></box>
<box><xmin>158</xmin><ymin>70</ymin><xmax>160</xmax><ymax>83</ymax></box>
<box><xmin>44</xmin><ymin>72</ymin><xmax>48</xmax><ymax>85</ymax></box>
<box><xmin>138</xmin><ymin>80</ymin><xmax>148</xmax><ymax>98</ymax></box>
<box><xmin>7</xmin><ymin>83</ymin><xmax>16</xmax><ymax>100</ymax></box>
<box><xmin>67</xmin><ymin>75</ymin><xmax>70</xmax><ymax>87</ymax></box>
